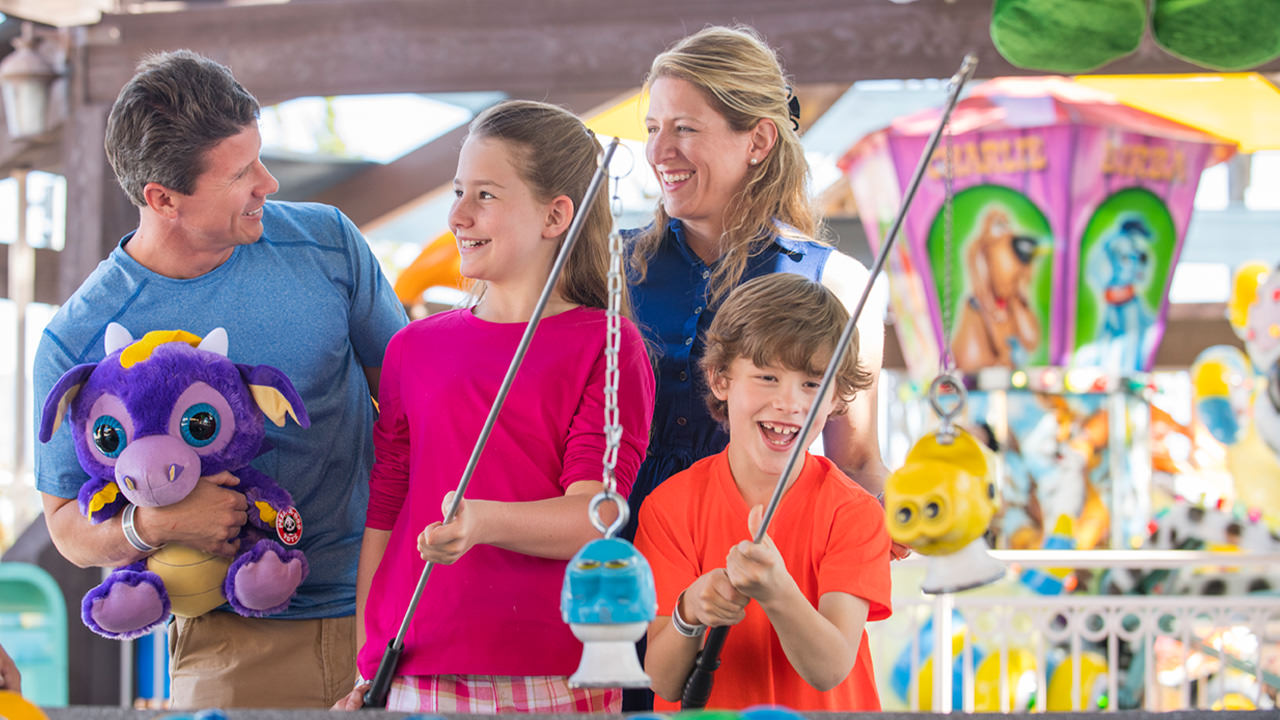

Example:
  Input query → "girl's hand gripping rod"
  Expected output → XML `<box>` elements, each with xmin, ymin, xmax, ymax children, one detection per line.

<box><xmin>363</xmin><ymin>137</ymin><xmax>621</xmax><ymax>709</ymax></box>
<box><xmin>680</xmin><ymin>54</ymin><xmax>978</xmax><ymax>709</ymax></box>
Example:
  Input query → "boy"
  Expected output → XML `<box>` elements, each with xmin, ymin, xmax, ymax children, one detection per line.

<box><xmin>635</xmin><ymin>272</ymin><xmax>892</xmax><ymax>710</ymax></box>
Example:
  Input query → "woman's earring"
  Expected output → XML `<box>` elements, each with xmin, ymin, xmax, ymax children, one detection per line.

<box><xmin>750</xmin><ymin>157</ymin><xmax>759</xmax><ymax>165</ymax></box>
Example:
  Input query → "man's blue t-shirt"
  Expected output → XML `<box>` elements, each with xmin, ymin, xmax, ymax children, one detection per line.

<box><xmin>33</xmin><ymin>200</ymin><xmax>408</xmax><ymax>619</ymax></box>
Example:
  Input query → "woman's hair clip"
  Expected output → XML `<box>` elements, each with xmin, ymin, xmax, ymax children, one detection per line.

<box><xmin>785</xmin><ymin>85</ymin><xmax>801</xmax><ymax>132</ymax></box>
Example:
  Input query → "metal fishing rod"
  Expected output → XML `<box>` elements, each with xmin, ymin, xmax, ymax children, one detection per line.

<box><xmin>680</xmin><ymin>54</ymin><xmax>978</xmax><ymax>709</ymax></box>
<box><xmin>364</xmin><ymin>136</ymin><xmax>621</xmax><ymax>709</ymax></box>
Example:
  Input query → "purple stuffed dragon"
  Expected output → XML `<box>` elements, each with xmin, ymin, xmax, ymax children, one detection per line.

<box><xmin>39</xmin><ymin>323</ymin><xmax>310</xmax><ymax>640</ymax></box>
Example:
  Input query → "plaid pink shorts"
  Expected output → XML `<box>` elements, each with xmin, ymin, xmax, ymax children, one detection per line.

<box><xmin>387</xmin><ymin>674</ymin><xmax>621</xmax><ymax>713</ymax></box>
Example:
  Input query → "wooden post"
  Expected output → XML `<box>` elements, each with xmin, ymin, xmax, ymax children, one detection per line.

<box><xmin>10</xmin><ymin>168</ymin><xmax>31</xmax><ymax>472</ymax></box>
<box><xmin>60</xmin><ymin>101</ymin><xmax>135</xmax><ymax>303</ymax></box>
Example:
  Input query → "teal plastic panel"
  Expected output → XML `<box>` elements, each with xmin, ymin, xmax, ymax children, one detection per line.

<box><xmin>0</xmin><ymin>562</ymin><xmax>69</xmax><ymax>706</ymax></box>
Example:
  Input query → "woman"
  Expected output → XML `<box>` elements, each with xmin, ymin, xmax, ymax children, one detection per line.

<box><xmin>626</xmin><ymin>25</ymin><xmax>892</xmax><ymax>538</ymax></box>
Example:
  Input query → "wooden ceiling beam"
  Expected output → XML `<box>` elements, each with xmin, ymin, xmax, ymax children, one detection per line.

<box><xmin>0</xmin><ymin>246</ymin><xmax>62</xmax><ymax>305</ymax></box>
<box><xmin>793</xmin><ymin>83</ymin><xmax>851</xmax><ymax>136</ymax></box>
<box><xmin>81</xmin><ymin>0</ymin><xmax>1280</xmax><ymax>107</ymax></box>
<box><xmin>307</xmin><ymin>122</ymin><xmax>467</xmax><ymax>229</ymax></box>
<box><xmin>307</xmin><ymin>90</ymin><xmax>622</xmax><ymax>228</ymax></box>
<box><xmin>0</xmin><ymin>132</ymin><xmax>64</xmax><ymax>175</ymax></box>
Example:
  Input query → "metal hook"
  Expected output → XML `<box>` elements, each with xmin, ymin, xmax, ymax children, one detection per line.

<box><xmin>928</xmin><ymin>373</ymin><xmax>967</xmax><ymax>445</ymax></box>
<box><xmin>606</xmin><ymin>138</ymin><xmax>636</xmax><ymax>181</ymax></box>
<box><xmin>589</xmin><ymin>490</ymin><xmax>630</xmax><ymax>538</ymax></box>
<box><xmin>948</xmin><ymin>53</ymin><xmax>979</xmax><ymax>94</ymax></box>
<box><xmin>607</xmin><ymin>139</ymin><xmax>635</xmax><ymax>219</ymax></box>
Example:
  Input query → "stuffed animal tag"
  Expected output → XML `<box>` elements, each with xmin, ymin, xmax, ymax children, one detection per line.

<box><xmin>276</xmin><ymin>506</ymin><xmax>302</xmax><ymax>546</ymax></box>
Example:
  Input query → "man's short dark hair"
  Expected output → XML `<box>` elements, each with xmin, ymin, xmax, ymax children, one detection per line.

<box><xmin>105</xmin><ymin>50</ymin><xmax>260</xmax><ymax>206</ymax></box>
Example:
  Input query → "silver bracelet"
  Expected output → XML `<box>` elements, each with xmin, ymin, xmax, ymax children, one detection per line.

<box><xmin>671</xmin><ymin>592</ymin><xmax>706</xmax><ymax>638</ymax></box>
<box><xmin>354</xmin><ymin>672</ymin><xmax>371</xmax><ymax>690</ymax></box>
<box><xmin>121</xmin><ymin>504</ymin><xmax>161</xmax><ymax>554</ymax></box>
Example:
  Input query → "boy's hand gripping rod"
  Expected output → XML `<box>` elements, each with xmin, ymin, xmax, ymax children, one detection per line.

<box><xmin>363</xmin><ymin>137</ymin><xmax>621</xmax><ymax>709</ymax></box>
<box><xmin>680</xmin><ymin>54</ymin><xmax>977</xmax><ymax>709</ymax></box>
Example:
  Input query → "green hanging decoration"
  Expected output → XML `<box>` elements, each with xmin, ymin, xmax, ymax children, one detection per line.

<box><xmin>1152</xmin><ymin>0</ymin><xmax>1280</xmax><ymax>71</ymax></box>
<box><xmin>990</xmin><ymin>0</ymin><xmax>1146</xmax><ymax>73</ymax></box>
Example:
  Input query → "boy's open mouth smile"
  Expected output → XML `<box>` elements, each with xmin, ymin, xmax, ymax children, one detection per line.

<box><xmin>759</xmin><ymin>421</ymin><xmax>800</xmax><ymax>448</ymax></box>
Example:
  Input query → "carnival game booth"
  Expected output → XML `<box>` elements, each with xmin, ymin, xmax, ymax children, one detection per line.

<box><xmin>842</xmin><ymin>76</ymin><xmax>1234</xmax><ymax>382</ymax></box>
<box><xmin>842</xmin><ymin>76</ymin><xmax>1234</xmax><ymax>551</ymax></box>
<box><xmin>843</xmin><ymin>78</ymin><xmax>1280</xmax><ymax>712</ymax></box>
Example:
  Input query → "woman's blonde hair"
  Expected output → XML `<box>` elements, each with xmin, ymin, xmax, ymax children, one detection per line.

<box><xmin>631</xmin><ymin>25</ymin><xmax>820</xmax><ymax>307</ymax></box>
<box><xmin>701</xmin><ymin>273</ymin><xmax>871</xmax><ymax>423</ymax></box>
<box><xmin>466</xmin><ymin>99</ymin><xmax>627</xmax><ymax>315</ymax></box>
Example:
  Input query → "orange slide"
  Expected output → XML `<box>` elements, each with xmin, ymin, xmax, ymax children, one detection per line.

<box><xmin>393</xmin><ymin>231</ymin><xmax>465</xmax><ymax>305</ymax></box>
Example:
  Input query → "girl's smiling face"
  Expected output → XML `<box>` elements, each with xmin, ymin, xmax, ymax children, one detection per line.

<box><xmin>448</xmin><ymin>136</ymin><xmax>561</xmax><ymax>288</ymax></box>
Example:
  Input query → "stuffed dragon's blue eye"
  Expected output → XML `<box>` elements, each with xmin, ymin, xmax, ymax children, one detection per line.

<box><xmin>92</xmin><ymin>416</ymin><xmax>127</xmax><ymax>457</ymax></box>
<box><xmin>180</xmin><ymin>403</ymin><xmax>220</xmax><ymax>447</ymax></box>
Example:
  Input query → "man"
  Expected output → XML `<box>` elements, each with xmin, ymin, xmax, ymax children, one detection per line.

<box><xmin>33</xmin><ymin>50</ymin><xmax>408</xmax><ymax>708</ymax></box>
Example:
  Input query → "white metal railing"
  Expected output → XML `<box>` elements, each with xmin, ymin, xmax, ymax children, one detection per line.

<box><xmin>884</xmin><ymin>551</ymin><xmax>1280</xmax><ymax>713</ymax></box>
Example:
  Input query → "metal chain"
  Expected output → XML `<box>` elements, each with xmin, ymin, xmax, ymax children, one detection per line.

<box><xmin>934</xmin><ymin>92</ymin><xmax>964</xmax><ymax>444</ymax></box>
<box><xmin>587</xmin><ymin>142</ymin><xmax>631</xmax><ymax>538</ymax></box>
<box><xmin>601</xmin><ymin>227</ymin><xmax>623</xmax><ymax>495</ymax></box>
<box><xmin>940</xmin><ymin>115</ymin><xmax>956</xmax><ymax>373</ymax></box>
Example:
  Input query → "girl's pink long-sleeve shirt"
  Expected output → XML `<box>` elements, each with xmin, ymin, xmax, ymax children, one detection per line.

<box><xmin>359</xmin><ymin>306</ymin><xmax>655</xmax><ymax>678</ymax></box>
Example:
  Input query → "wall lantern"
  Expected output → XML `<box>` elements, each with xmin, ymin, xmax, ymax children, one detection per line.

<box><xmin>0</xmin><ymin>22</ymin><xmax>63</xmax><ymax>139</ymax></box>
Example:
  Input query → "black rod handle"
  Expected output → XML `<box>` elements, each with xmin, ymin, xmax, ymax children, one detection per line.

<box><xmin>681</xmin><ymin>625</ymin><xmax>728</xmax><ymax>709</ymax></box>
<box><xmin>361</xmin><ymin>639</ymin><xmax>402</xmax><ymax>709</ymax></box>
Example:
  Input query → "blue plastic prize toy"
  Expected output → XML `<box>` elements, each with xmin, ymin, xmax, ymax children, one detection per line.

<box><xmin>562</xmin><ymin>533</ymin><xmax>657</xmax><ymax>687</ymax></box>
<box><xmin>560</xmin><ymin>202</ymin><xmax>657</xmax><ymax>688</ymax></box>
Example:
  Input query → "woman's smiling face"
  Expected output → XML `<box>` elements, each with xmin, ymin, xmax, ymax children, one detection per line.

<box><xmin>644</xmin><ymin>76</ymin><xmax>757</xmax><ymax>246</ymax></box>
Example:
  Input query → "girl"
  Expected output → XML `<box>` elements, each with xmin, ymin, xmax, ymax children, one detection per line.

<box><xmin>336</xmin><ymin>100</ymin><xmax>655</xmax><ymax>713</ymax></box>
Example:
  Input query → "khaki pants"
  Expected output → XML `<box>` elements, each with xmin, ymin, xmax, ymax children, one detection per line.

<box><xmin>168</xmin><ymin>612</ymin><xmax>355</xmax><ymax>709</ymax></box>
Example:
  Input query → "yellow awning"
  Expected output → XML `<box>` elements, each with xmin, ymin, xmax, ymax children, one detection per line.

<box><xmin>584</xmin><ymin>91</ymin><xmax>647</xmax><ymax>142</ymax></box>
<box><xmin>1074</xmin><ymin>73</ymin><xmax>1280</xmax><ymax>154</ymax></box>
<box><xmin>585</xmin><ymin>77</ymin><xmax>1280</xmax><ymax>151</ymax></box>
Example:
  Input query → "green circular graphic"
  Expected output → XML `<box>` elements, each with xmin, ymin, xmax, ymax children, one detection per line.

<box><xmin>1073</xmin><ymin>187</ymin><xmax>1176</xmax><ymax>352</ymax></box>
<box><xmin>926</xmin><ymin>185</ymin><xmax>1054</xmax><ymax>366</ymax></box>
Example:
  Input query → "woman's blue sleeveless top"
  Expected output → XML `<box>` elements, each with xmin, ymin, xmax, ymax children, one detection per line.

<box><xmin>623</xmin><ymin>219</ymin><xmax>833</xmax><ymax>537</ymax></box>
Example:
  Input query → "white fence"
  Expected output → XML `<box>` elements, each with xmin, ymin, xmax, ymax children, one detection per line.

<box><xmin>881</xmin><ymin>551</ymin><xmax>1280</xmax><ymax>713</ymax></box>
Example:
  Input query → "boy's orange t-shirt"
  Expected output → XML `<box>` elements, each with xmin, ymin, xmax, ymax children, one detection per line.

<box><xmin>635</xmin><ymin>449</ymin><xmax>892</xmax><ymax>711</ymax></box>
